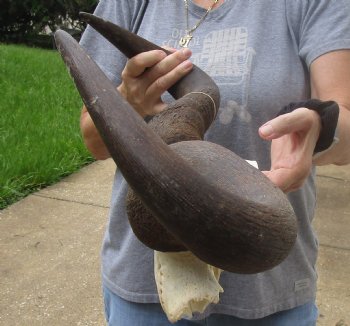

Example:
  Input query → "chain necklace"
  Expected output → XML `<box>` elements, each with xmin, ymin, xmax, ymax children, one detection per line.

<box><xmin>179</xmin><ymin>0</ymin><xmax>219</xmax><ymax>48</ymax></box>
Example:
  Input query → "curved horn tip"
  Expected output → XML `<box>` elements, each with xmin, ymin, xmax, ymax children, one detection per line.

<box><xmin>53</xmin><ymin>29</ymin><xmax>67</xmax><ymax>46</ymax></box>
<box><xmin>79</xmin><ymin>12</ymin><xmax>91</xmax><ymax>20</ymax></box>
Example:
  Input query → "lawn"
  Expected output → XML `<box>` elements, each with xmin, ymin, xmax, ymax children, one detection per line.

<box><xmin>0</xmin><ymin>44</ymin><xmax>94</xmax><ymax>209</ymax></box>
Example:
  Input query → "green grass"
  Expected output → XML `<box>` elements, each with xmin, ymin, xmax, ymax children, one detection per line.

<box><xmin>0</xmin><ymin>44</ymin><xmax>94</xmax><ymax>209</ymax></box>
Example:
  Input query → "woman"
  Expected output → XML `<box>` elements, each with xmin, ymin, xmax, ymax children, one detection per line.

<box><xmin>79</xmin><ymin>0</ymin><xmax>350</xmax><ymax>324</ymax></box>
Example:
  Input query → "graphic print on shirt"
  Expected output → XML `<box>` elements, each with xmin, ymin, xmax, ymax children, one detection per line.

<box><xmin>163</xmin><ymin>27</ymin><xmax>255</xmax><ymax>125</ymax></box>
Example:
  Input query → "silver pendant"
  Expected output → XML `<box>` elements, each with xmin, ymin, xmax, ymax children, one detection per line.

<box><xmin>179</xmin><ymin>34</ymin><xmax>193</xmax><ymax>48</ymax></box>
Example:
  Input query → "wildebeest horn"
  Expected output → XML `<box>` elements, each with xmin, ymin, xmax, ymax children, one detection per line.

<box><xmin>78</xmin><ymin>13</ymin><xmax>221</xmax><ymax>252</ymax></box>
<box><xmin>54</xmin><ymin>15</ymin><xmax>297</xmax><ymax>274</ymax></box>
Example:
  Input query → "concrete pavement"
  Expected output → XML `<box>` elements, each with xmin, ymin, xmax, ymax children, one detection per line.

<box><xmin>0</xmin><ymin>160</ymin><xmax>349</xmax><ymax>325</ymax></box>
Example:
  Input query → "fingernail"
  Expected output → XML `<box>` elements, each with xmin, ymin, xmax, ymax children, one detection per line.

<box><xmin>259</xmin><ymin>124</ymin><xmax>274</xmax><ymax>137</ymax></box>
<box><xmin>181</xmin><ymin>48</ymin><xmax>192</xmax><ymax>58</ymax></box>
<box><xmin>180</xmin><ymin>60</ymin><xmax>193</xmax><ymax>69</ymax></box>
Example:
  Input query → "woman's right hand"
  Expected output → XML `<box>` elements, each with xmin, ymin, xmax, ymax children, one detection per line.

<box><xmin>117</xmin><ymin>48</ymin><xmax>193</xmax><ymax>117</ymax></box>
<box><xmin>80</xmin><ymin>48</ymin><xmax>193</xmax><ymax>160</ymax></box>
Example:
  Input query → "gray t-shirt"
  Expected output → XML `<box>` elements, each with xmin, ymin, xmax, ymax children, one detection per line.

<box><xmin>80</xmin><ymin>0</ymin><xmax>350</xmax><ymax>319</ymax></box>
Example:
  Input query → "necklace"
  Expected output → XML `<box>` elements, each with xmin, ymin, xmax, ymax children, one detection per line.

<box><xmin>179</xmin><ymin>0</ymin><xmax>219</xmax><ymax>48</ymax></box>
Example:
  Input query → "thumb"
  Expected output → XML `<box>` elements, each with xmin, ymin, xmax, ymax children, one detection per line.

<box><xmin>258</xmin><ymin>119</ymin><xmax>292</xmax><ymax>141</ymax></box>
<box><xmin>259</xmin><ymin>108</ymin><xmax>315</xmax><ymax>140</ymax></box>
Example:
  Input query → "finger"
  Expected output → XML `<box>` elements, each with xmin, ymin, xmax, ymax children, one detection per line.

<box><xmin>263</xmin><ymin>165</ymin><xmax>310</xmax><ymax>193</ymax></box>
<box><xmin>123</xmin><ymin>50</ymin><xmax>167</xmax><ymax>78</ymax></box>
<box><xmin>259</xmin><ymin>108</ymin><xmax>320</xmax><ymax>140</ymax></box>
<box><xmin>263</xmin><ymin>169</ymin><xmax>297</xmax><ymax>193</ymax></box>
<box><xmin>144</xmin><ymin>48</ymin><xmax>192</xmax><ymax>83</ymax></box>
<box><xmin>145</xmin><ymin>59</ymin><xmax>193</xmax><ymax>99</ymax></box>
<box><xmin>162</xmin><ymin>45</ymin><xmax>177</xmax><ymax>53</ymax></box>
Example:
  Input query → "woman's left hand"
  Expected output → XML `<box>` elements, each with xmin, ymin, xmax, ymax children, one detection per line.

<box><xmin>259</xmin><ymin>107</ymin><xmax>321</xmax><ymax>193</ymax></box>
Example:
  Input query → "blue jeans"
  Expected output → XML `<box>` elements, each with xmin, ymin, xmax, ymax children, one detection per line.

<box><xmin>103</xmin><ymin>285</ymin><xmax>318</xmax><ymax>326</ymax></box>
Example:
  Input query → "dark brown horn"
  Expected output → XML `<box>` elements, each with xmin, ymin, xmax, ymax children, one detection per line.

<box><xmin>79</xmin><ymin>12</ymin><xmax>220</xmax><ymax>104</ymax></box>
<box><xmin>78</xmin><ymin>13</ymin><xmax>221</xmax><ymax>252</ymax></box>
<box><xmin>81</xmin><ymin>12</ymin><xmax>221</xmax><ymax>251</ymax></box>
<box><xmin>54</xmin><ymin>24</ymin><xmax>297</xmax><ymax>273</ymax></box>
